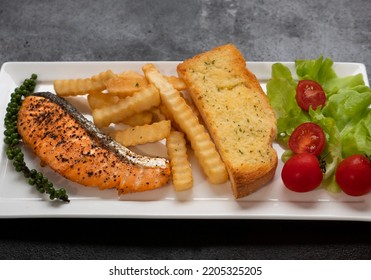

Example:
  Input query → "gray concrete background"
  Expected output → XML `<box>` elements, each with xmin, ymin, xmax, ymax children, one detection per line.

<box><xmin>1</xmin><ymin>0</ymin><xmax>370</xmax><ymax>83</ymax></box>
<box><xmin>1</xmin><ymin>0</ymin><xmax>370</xmax><ymax>259</ymax></box>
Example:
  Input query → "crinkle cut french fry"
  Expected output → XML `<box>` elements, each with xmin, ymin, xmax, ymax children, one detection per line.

<box><xmin>91</xmin><ymin>69</ymin><xmax>116</xmax><ymax>82</ymax></box>
<box><xmin>142</xmin><ymin>63</ymin><xmax>228</xmax><ymax>184</ymax></box>
<box><xmin>87</xmin><ymin>92</ymin><xmax>120</xmax><ymax>110</ymax></box>
<box><xmin>54</xmin><ymin>70</ymin><xmax>114</xmax><ymax>96</ymax></box>
<box><xmin>118</xmin><ymin>70</ymin><xmax>144</xmax><ymax>78</ymax></box>
<box><xmin>121</xmin><ymin>111</ymin><xmax>153</xmax><ymax>126</ymax></box>
<box><xmin>106</xmin><ymin>71</ymin><xmax>149</xmax><ymax>97</ymax></box>
<box><xmin>166</xmin><ymin>131</ymin><xmax>193</xmax><ymax>191</ymax></box>
<box><xmin>150</xmin><ymin>107</ymin><xmax>168</xmax><ymax>122</ymax></box>
<box><xmin>158</xmin><ymin>103</ymin><xmax>173</xmax><ymax>121</ymax></box>
<box><xmin>158</xmin><ymin>103</ymin><xmax>182</xmax><ymax>132</ymax></box>
<box><xmin>54</xmin><ymin>78</ymin><xmax>106</xmax><ymax>96</ymax></box>
<box><xmin>92</xmin><ymin>85</ymin><xmax>160</xmax><ymax>128</ymax></box>
<box><xmin>110</xmin><ymin>120</ymin><xmax>171</xmax><ymax>147</ymax></box>
<box><xmin>165</xmin><ymin>76</ymin><xmax>187</xmax><ymax>91</ymax></box>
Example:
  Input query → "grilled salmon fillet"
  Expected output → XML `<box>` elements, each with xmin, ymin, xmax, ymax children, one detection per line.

<box><xmin>17</xmin><ymin>92</ymin><xmax>170</xmax><ymax>194</ymax></box>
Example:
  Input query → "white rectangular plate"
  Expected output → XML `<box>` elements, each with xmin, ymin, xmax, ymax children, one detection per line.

<box><xmin>0</xmin><ymin>61</ymin><xmax>370</xmax><ymax>220</ymax></box>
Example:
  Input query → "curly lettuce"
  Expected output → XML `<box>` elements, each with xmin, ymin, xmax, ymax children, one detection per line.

<box><xmin>267</xmin><ymin>56</ymin><xmax>371</xmax><ymax>192</ymax></box>
<box><xmin>266</xmin><ymin>63</ymin><xmax>309</xmax><ymax>146</ymax></box>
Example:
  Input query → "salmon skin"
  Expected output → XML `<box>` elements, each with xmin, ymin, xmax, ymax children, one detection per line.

<box><xmin>17</xmin><ymin>92</ymin><xmax>170</xmax><ymax>194</ymax></box>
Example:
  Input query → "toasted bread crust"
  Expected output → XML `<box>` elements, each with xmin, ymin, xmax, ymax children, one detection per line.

<box><xmin>177</xmin><ymin>44</ymin><xmax>277</xmax><ymax>198</ymax></box>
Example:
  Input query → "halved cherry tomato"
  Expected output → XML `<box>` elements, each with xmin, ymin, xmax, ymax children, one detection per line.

<box><xmin>281</xmin><ymin>153</ymin><xmax>323</xmax><ymax>192</ymax></box>
<box><xmin>335</xmin><ymin>154</ymin><xmax>371</xmax><ymax>196</ymax></box>
<box><xmin>288</xmin><ymin>122</ymin><xmax>326</xmax><ymax>156</ymax></box>
<box><xmin>296</xmin><ymin>80</ymin><xmax>326</xmax><ymax>111</ymax></box>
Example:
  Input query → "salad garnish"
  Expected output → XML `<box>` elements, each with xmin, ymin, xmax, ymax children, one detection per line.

<box><xmin>267</xmin><ymin>56</ymin><xmax>371</xmax><ymax>194</ymax></box>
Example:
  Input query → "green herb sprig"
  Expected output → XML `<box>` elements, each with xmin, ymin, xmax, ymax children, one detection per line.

<box><xmin>4</xmin><ymin>74</ymin><xmax>70</xmax><ymax>202</ymax></box>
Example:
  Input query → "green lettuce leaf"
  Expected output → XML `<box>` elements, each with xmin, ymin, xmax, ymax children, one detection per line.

<box><xmin>322</xmin><ymin>85</ymin><xmax>371</xmax><ymax>131</ymax></box>
<box><xmin>267</xmin><ymin>63</ymin><xmax>309</xmax><ymax>145</ymax></box>
<box><xmin>341</xmin><ymin>109</ymin><xmax>371</xmax><ymax>157</ymax></box>
<box><xmin>296</xmin><ymin>55</ymin><xmax>337</xmax><ymax>85</ymax></box>
<box><xmin>309</xmin><ymin>109</ymin><xmax>342</xmax><ymax>192</ymax></box>
<box><xmin>322</xmin><ymin>74</ymin><xmax>365</xmax><ymax>97</ymax></box>
<box><xmin>267</xmin><ymin>55</ymin><xmax>371</xmax><ymax>194</ymax></box>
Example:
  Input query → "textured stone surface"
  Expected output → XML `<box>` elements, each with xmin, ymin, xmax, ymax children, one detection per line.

<box><xmin>0</xmin><ymin>0</ymin><xmax>370</xmax><ymax>260</ymax></box>
<box><xmin>0</xmin><ymin>0</ymin><xmax>370</xmax><ymax>82</ymax></box>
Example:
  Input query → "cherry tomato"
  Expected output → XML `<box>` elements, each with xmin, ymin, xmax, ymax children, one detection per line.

<box><xmin>281</xmin><ymin>153</ymin><xmax>323</xmax><ymax>192</ymax></box>
<box><xmin>288</xmin><ymin>122</ymin><xmax>326</xmax><ymax>156</ymax></box>
<box><xmin>335</xmin><ymin>154</ymin><xmax>371</xmax><ymax>196</ymax></box>
<box><xmin>296</xmin><ymin>80</ymin><xmax>326</xmax><ymax>111</ymax></box>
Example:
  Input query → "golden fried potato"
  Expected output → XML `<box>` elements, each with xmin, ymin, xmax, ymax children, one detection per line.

<box><xmin>142</xmin><ymin>63</ymin><xmax>228</xmax><ymax>184</ymax></box>
<box><xmin>92</xmin><ymin>84</ymin><xmax>160</xmax><ymax>128</ymax></box>
<box><xmin>166</xmin><ymin>131</ymin><xmax>193</xmax><ymax>191</ymax></box>
<box><xmin>150</xmin><ymin>107</ymin><xmax>168</xmax><ymax>122</ymax></box>
<box><xmin>106</xmin><ymin>70</ymin><xmax>149</xmax><ymax>97</ymax></box>
<box><xmin>120</xmin><ymin>111</ymin><xmax>153</xmax><ymax>126</ymax></box>
<box><xmin>54</xmin><ymin>78</ymin><xmax>106</xmax><ymax>96</ymax></box>
<box><xmin>165</xmin><ymin>76</ymin><xmax>187</xmax><ymax>91</ymax></box>
<box><xmin>87</xmin><ymin>92</ymin><xmax>120</xmax><ymax>110</ymax></box>
<box><xmin>54</xmin><ymin>70</ymin><xmax>115</xmax><ymax>96</ymax></box>
<box><xmin>118</xmin><ymin>70</ymin><xmax>144</xmax><ymax>79</ymax></box>
<box><xmin>91</xmin><ymin>69</ymin><xmax>116</xmax><ymax>82</ymax></box>
<box><xmin>110</xmin><ymin>120</ymin><xmax>171</xmax><ymax>147</ymax></box>
<box><xmin>158</xmin><ymin>103</ymin><xmax>182</xmax><ymax>132</ymax></box>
